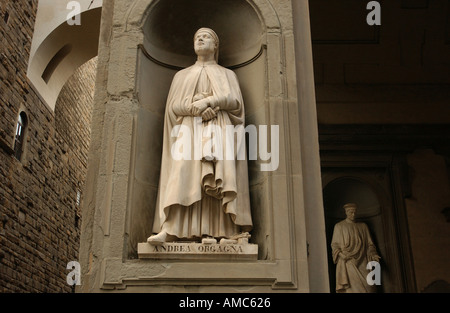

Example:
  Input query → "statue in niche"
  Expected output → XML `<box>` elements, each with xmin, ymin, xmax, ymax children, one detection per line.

<box><xmin>331</xmin><ymin>203</ymin><xmax>381</xmax><ymax>293</ymax></box>
<box><xmin>147</xmin><ymin>28</ymin><xmax>253</xmax><ymax>245</ymax></box>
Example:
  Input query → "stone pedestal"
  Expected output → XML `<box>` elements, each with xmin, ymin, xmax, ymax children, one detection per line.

<box><xmin>138</xmin><ymin>242</ymin><xmax>258</xmax><ymax>261</ymax></box>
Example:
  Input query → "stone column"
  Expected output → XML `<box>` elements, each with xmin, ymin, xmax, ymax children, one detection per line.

<box><xmin>292</xmin><ymin>0</ymin><xmax>330</xmax><ymax>293</ymax></box>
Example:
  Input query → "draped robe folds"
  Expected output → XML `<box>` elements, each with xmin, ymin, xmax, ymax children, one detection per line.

<box><xmin>331</xmin><ymin>220</ymin><xmax>380</xmax><ymax>293</ymax></box>
<box><xmin>152</xmin><ymin>61</ymin><xmax>253</xmax><ymax>239</ymax></box>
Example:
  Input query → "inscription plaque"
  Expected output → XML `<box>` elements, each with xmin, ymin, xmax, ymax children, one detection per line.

<box><xmin>138</xmin><ymin>242</ymin><xmax>258</xmax><ymax>261</ymax></box>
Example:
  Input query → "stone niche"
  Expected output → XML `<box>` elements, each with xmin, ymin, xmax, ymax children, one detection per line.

<box><xmin>79</xmin><ymin>0</ymin><xmax>325</xmax><ymax>292</ymax></box>
<box><xmin>130</xmin><ymin>0</ymin><xmax>267</xmax><ymax>260</ymax></box>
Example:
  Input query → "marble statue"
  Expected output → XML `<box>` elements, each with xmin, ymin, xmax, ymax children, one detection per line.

<box><xmin>331</xmin><ymin>203</ymin><xmax>381</xmax><ymax>293</ymax></box>
<box><xmin>147</xmin><ymin>28</ymin><xmax>253</xmax><ymax>245</ymax></box>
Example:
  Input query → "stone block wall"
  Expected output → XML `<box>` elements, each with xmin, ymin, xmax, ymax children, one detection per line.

<box><xmin>0</xmin><ymin>0</ymin><xmax>96</xmax><ymax>292</ymax></box>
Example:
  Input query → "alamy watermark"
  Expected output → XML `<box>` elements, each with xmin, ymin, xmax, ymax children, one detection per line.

<box><xmin>170</xmin><ymin>117</ymin><xmax>279</xmax><ymax>172</ymax></box>
<box><xmin>367</xmin><ymin>1</ymin><xmax>381</xmax><ymax>26</ymax></box>
<box><xmin>367</xmin><ymin>261</ymin><xmax>382</xmax><ymax>286</ymax></box>
<box><xmin>66</xmin><ymin>1</ymin><xmax>81</xmax><ymax>26</ymax></box>
<box><xmin>66</xmin><ymin>261</ymin><xmax>81</xmax><ymax>286</ymax></box>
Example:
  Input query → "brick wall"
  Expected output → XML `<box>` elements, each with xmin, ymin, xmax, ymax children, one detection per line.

<box><xmin>0</xmin><ymin>0</ymin><xmax>96</xmax><ymax>292</ymax></box>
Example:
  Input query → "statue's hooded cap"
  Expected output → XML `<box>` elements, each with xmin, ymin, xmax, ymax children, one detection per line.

<box><xmin>194</xmin><ymin>28</ymin><xmax>220</xmax><ymax>63</ymax></box>
<box><xmin>343</xmin><ymin>203</ymin><xmax>358</xmax><ymax>212</ymax></box>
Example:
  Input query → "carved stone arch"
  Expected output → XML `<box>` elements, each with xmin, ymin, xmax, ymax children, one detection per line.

<box><xmin>27</xmin><ymin>1</ymin><xmax>102</xmax><ymax>110</ymax></box>
<box><xmin>125</xmin><ymin>0</ymin><xmax>282</xmax><ymax>33</ymax></box>
<box><xmin>124</xmin><ymin>0</ymin><xmax>286</xmax><ymax>70</ymax></box>
<box><xmin>323</xmin><ymin>175</ymin><xmax>392</xmax><ymax>218</ymax></box>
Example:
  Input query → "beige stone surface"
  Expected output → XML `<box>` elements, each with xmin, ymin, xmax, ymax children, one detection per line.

<box><xmin>78</xmin><ymin>0</ymin><xmax>328</xmax><ymax>293</ymax></box>
<box><xmin>27</xmin><ymin>0</ymin><xmax>102</xmax><ymax>110</ymax></box>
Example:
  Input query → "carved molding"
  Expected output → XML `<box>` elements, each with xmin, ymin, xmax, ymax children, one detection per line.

<box><xmin>137</xmin><ymin>44</ymin><xmax>267</xmax><ymax>71</ymax></box>
<box><xmin>100</xmin><ymin>258</ymin><xmax>296</xmax><ymax>290</ymax></box>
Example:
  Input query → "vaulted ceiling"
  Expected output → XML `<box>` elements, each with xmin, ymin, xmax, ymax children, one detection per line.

<box><xmin>309</xmin><ymin>0</ymin><xmax>450</xmax><ymax>125</ymax></box>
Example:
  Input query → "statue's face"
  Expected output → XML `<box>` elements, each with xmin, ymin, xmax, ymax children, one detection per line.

<box><xmin>345</xmin><ymin>208</ymin><xmax>356</xmax><ymax>221</ymax></box>
<box><xmin>194</xmin><ymin>31</ymin><xmax>217</xmax><ymax>57</ymax></box>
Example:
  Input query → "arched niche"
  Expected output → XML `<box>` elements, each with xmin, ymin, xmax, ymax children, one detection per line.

<box><xmin>323</xmin><ymin>177</ymin><xmax>387</xmax><ymax>293</ymax></box>
<box><xmin>323</xmin><ymin>177</ymin><xmax>383</xmax><ymax>221</ymax></box>
<box><xmin>142</xmin><ymin>0</ymin><xmax>264</xmax><ymax>68</ymax></box>
<box><xmin>128</xmin><ymin>0</ymin><xmax>274</xmax><ymax>259</ymax></box>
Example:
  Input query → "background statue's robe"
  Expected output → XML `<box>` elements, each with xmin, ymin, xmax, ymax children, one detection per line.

<box><xmin>331</xmin><ymin>220</ymin><xmax>379</xmax><ymax>293</ymax></box>
<box><xmin>152</xmin><ymin>61</ymin><xmax>253</xmax><ymax>239</ymax></box>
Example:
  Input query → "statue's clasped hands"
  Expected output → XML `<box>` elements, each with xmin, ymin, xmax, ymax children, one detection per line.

<box><xmin>201</xmin><ymin>107</ymin><xmax>218</xmax><ymax>122</ymax></box>
<box><xmin>191</xmin><ymin>93</ymin><xmax>219</xmax><ymax>122</ymax></box>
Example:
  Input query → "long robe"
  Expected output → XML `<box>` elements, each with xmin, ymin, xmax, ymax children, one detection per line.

<box><xmin>331</xmin><ymin>220</ymin><xmax>380</xmax><ymax>293</ymax></box>
<box><xmin>152</xmin><ymin>60</ymin><xmax>252</xmax><ymax>239</ymax></box>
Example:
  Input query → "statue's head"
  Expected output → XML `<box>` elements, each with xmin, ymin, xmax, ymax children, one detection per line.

<box><xmin>194</xmin><ymin>28</ymin><xmax>219</xmax><ymax>62</ymax></box>
<box><xmin>343</xmin><ymin>203</ymin><xmax>357</xmax><ymax>222</ymax></box>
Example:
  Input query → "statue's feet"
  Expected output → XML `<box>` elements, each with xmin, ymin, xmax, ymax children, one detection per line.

<box><xmin>216</xmin><ymin>232</ymin><xmax>252</xmax><ymax>245</ymax></box>
<box><xmin>219</xmin><ymin>238</ymin><xmax>238</xmax><ymax>245</ymax></box>
<box><xmin>147</xmin><ymin>231</ymin><xmax>167</xmax><ymax>246</ymax></box>
<box><xmin>201</xmin><ymin>237</ymin><xmax>217</xmax><ymax>244</ymax></box>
